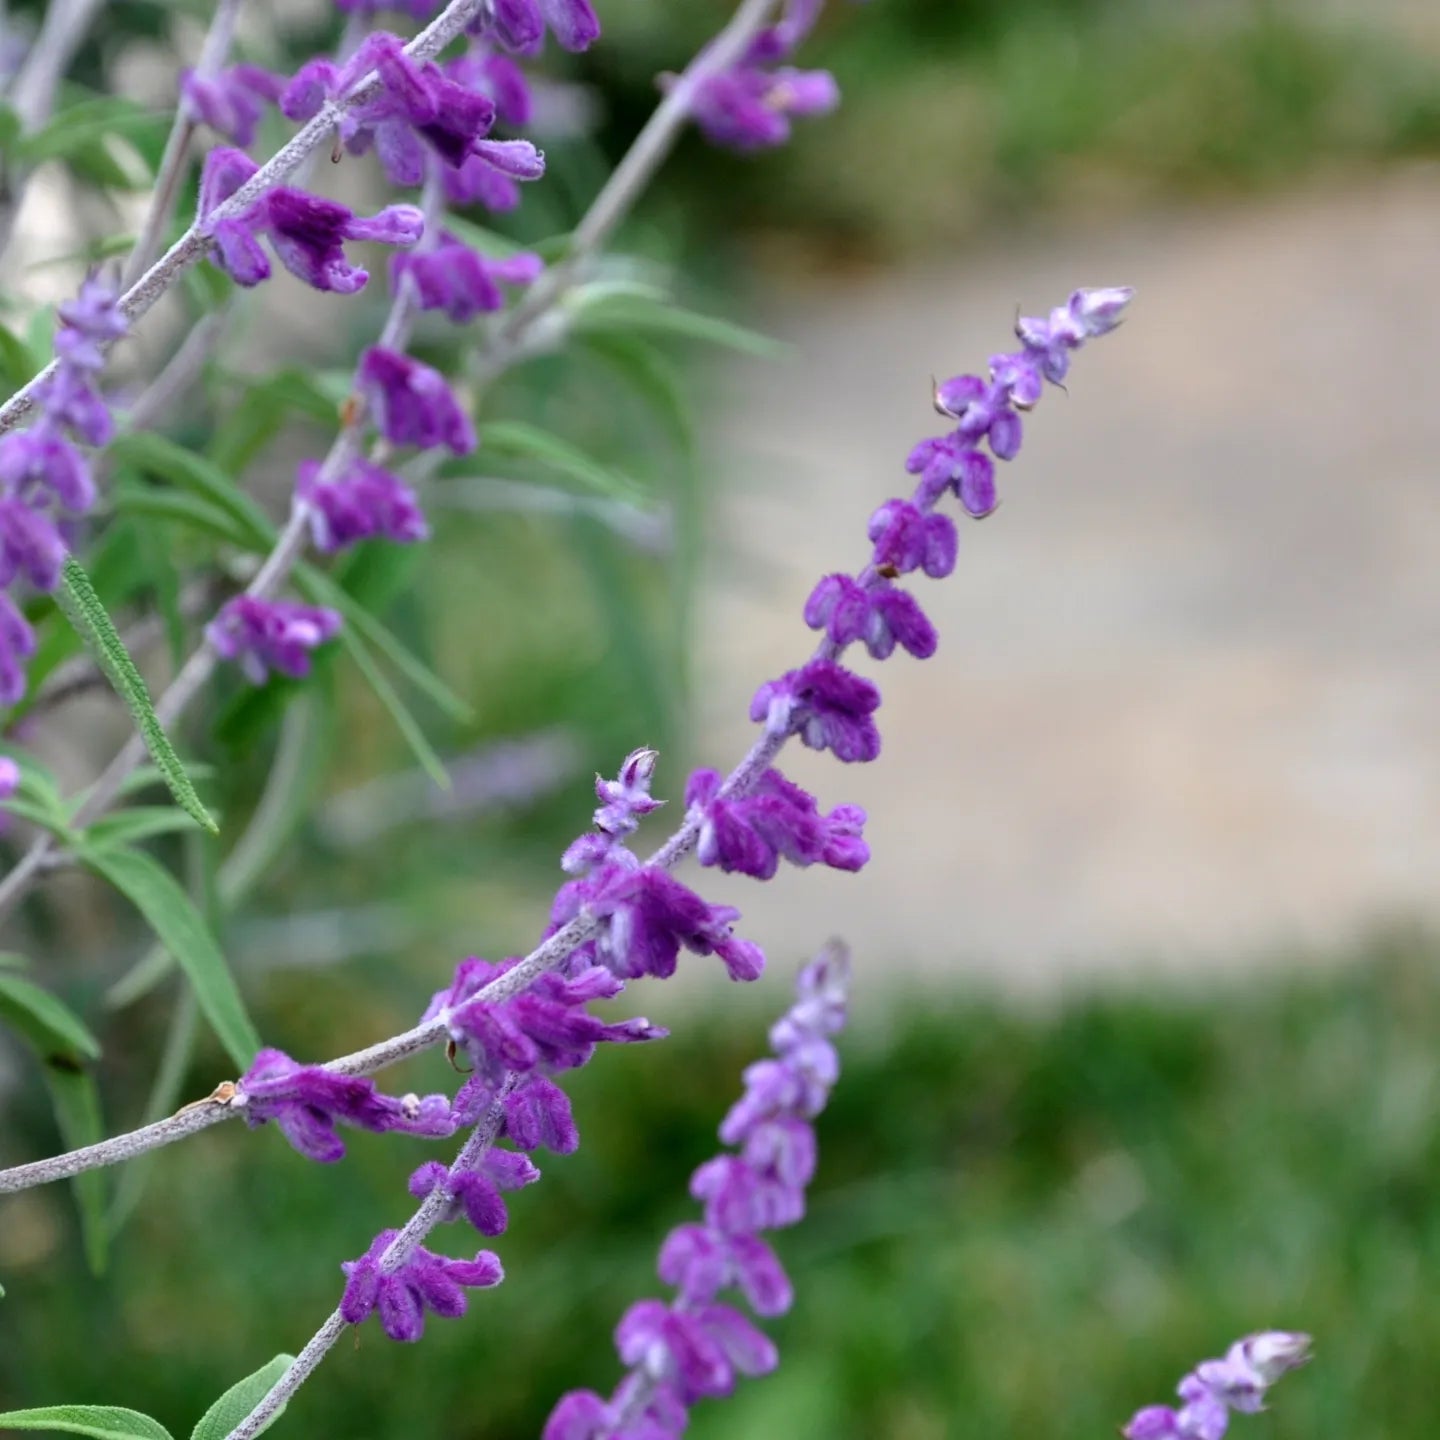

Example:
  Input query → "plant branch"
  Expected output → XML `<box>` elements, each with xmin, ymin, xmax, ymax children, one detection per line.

<box><xmin>0</xmin><ymin>0</ymin><xmax>489</xmax><ymax>440</ymax></box>
<box><xmin>122</xmin><ymin>0</ymin><xmax>247</xmax><ymax>289</ymax></box>
<box><xmin>222</xmin><ymin>1085</ymin><xmax>514</xmax><ymax>1440</ymax></box>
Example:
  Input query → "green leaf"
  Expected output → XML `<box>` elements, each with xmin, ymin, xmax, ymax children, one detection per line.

<box><xmin>190</xmin><ymin>1355</ymin><xmax>295</xmax><ymax>1440</ymax></box>
<box><xmin>0</xmin><ymin>952</ymin><xmax>30</xmax><ymax>969</ymax></box>
<box><xmin>82</xmin><ymin>807</ymin><xmax>206</xmax><ymax>851</ymax></box>
<box><xmin>0</xmin><ymin>748</ymin><xmax>68</xmax><ymax>825</ymax></box>
<box><xmin>570</xmin><ymin>287</ymin><xmax>782</xmax><ymax>356</ymax></box>
<box><xmin>478</xmin><ymin>419</ymin><xmax>646</xmax><ymax>503</ymax></box>
<box><xmin>0</xmin><ymin>796</ymin><xmax>77</xmax><ymax>841</ymax></box>
<box><xmin>42</xmin><ymin>1065</ymin><xmax>108</xmax><ymax>1275</ymax></box>
<box><xmin>17</xmin><ymin>96</ymin><xmax>167</xmax><ymax>168</ymax></box>
<box><xmin>0</xmin><ymin>321</ymin><xmax>42</xmax><ymax>391</ymax></box>
<box><xmin>0</xmin><ymin>101</ymin><xmax>22</xmax><ymax>154</ymax></box>
<box><xmin>578</xmin><ymin>330</ymin><xmax>696</xmax><ymax>462</ymax></box>
<box><xmin>56</xmin><ymin>556</ymin><xmax>218</xmax><ymax>836</ymax></box>
<box><xmin>81</xmin><ymin>845</ymin><xmax>260</xmax><ymax>1069</ymax></box>
<box><xmin>336</xmin><ymin>627</ymin><xmax>449</xmax><ymax>789</ymax></box>
<box><xmin>112</xmin><ymin>761</ymin><xmax>216</xmax><ymax>803</ymax></box>
<box><xmin>0</xmin><ymin>1407</ymin><xmax>174</xmax><ymax>1440</ymax></box>
<box><xmin>108</xmin><ymin>434</ymin><xmax>274</xmax><ymax>547</ymax></box>
<box><xmin>0</xmin><ymin>973</ymin><xmax>100</xmax><ymax>1061</ymax></box>
<box><xmin>294</xmin><ymin>564</ymin><xmax>472</xmax><ymax>724</ymax></box>
<box><xmin>113</xmin><ymin>482</ymin><xmax>259</xmax><ymax>549</ymax></box>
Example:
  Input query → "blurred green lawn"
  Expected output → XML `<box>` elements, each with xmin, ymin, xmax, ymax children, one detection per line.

<box><xmin>4</xmin><ymin>931</ymin><xmax>1437</xmax><ymax>1437</ymax></box>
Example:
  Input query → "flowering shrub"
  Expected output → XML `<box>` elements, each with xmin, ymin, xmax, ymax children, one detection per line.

<box><xmin>0</xmin><ymin>2</ymin><xmax>1314</xmax><ymax>1438</ymax></box>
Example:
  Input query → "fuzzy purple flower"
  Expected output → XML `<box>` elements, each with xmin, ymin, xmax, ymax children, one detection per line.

<box><xmin>867</xmin><ymin>498</ymin><xmax>957</xmax><ymax>578</ymax></box>
<box><xmin>544</xmin><ymin>945</ymin><xmax>850</xmax><ymax>1437</ymax></box>
<box><xmin>750</xmin><ymin>658</ymin><xmax>881</xmax><ymax>764</ymax></box>
<box><xmin>180</xmin><ymin>63</ymin><xmax>285</xmax><ymax>147</ymax></box>
<box><xmin>0</xmin><ymin>755</ymin><xmax>19</xmax><ymax>801</ymax></box>
<box><xmin>207</xmin><ymin>596</ymin><xmax>341</xmax><ymax>684</ymax></box>
<box><xmin>356</xmin><ymin>347</ymin><xmax>477</xmax><ymax>454</ymax></box>
<box><xmin>297</xmin><ymin>457</ymin><xmax>428</xmax><ymax>553</ymax></box>
<box><xmin>1122</xmin><ymin>1332</ymin><xmax>1312</xmax><ymax>1440</ymax></box>
<box><xmin>686</xmin><ymin>766</ymin><xmax>867</xmax><ymax>880</ymax></box>
<box><xmin>198</xmin><ymin>147</ymin><xmax>423</xmax><ymax>293</ymax></box>
<box><xmin>340</xmin><ymin>1228</ymin><xmax>503</xmax><ymax>1342</ymax></box>
<box><xmin>282</xmin><ymin>32</ymin><xmax>544</xmax><ymax>192</ymax></box>
<box><xmin>803</xmin><ymin>572</ymin><xmax>937</xmax><ymax>660</ymax></box>
<box><xmin>238</xmin><ymin>1048</ymin><xmax>455</xmax><ymax>1162</ymax></box>
<box><xmin>408</xmin><ymin>1150</ymin><xmax>539</xmax><ymax>1236</ymax></box>
<box><xmin>473</xmin><ymin>0</ymin><xmax>601</xmax><ymax>56</ymax></box>
<box><xmin>391</xmin><ymin>235</ymin><xmax>543</xmax><ymax>322</ymax></box>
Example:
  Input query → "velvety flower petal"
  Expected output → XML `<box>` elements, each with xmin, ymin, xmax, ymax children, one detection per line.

<box><xmin>357</xmin><ymin>347</ymin><xmax>477</xmax><ymax>454</ymax></box>
<box><xmin>504</xmin><ymin>1074</ymin><xmax>579</xmax><ymax>1153</ymax></box>
<box><xmin>0</xmin><ymin>595</ymin><xmax>37</xmax><ymax>704</ymax></box>
<box><xmin>208</xmin><ymin>596</ymin><xmax>341</xmax><ymax>684</ymax></box>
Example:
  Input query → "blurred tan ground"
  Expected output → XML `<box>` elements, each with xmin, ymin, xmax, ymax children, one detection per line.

<box><xmin>695</xmin><ymin>169</ymin><xmax>1440</xmax><ymax>988</ymax></box>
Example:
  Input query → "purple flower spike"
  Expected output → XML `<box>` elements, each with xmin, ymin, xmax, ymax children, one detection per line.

<box><xmin>198</xmin><ymin>147</ymin><xmax>423</xmax><ymax>294</ymax></box>
<box><xmin>357</xmin><ymin>347</ymin><xmax>477</xmax><ymax>454</ymax></box>
<box><xmin>340</xmin><ymin>1228</ymin><xmax>503</xmax><ymax>1342</ymax></box>
<box><xmin>1123</xmin><ymin>1332</ymin><xmax>1311</xmax><ymax>1440</ymax></box>
<box><xmin>543</xmin><ymin>947</ymin><xmax>850</xmax><ymax>1437</ymax></box>
<box><xmin>0</xmin><ymin>498</ymin><xmax>66</xmax><ymax>591</ymax></box>
<box><xmin>238</xmin><ymin>1048</ymin><xmax>457</xmax><ymax>1162</ymax></box>
<box><xmin>297</xmin><ymin>457</ymin><xmax>427</xmax><ymax>553</ymax></box>
<box><xmin>207</xmin><ymin>596</ymin><xmax>341</xmax><ymax>684</ymax></box>
<box><xmin>750</xmin><ymin>658</ymin><xmax>881</xmax><ymax>764</ymax></box>
<box><xmin>180</xmin><ymin>63</ymin><xmax>285</xmax><ymax>147</ymax></box>
<box><xmin>391</xmin><ymin>233</ymin><xmax>543</xmax><ymax>323</ymax></box>
<box><xmin>408</xmin><ymin>1150</ymin><xmax>539</xmax><ymax>1236</ymax></box>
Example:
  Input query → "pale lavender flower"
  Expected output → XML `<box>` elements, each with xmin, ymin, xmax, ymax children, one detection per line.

<box><xmin>0</xmin><ymin>755</ymin><xmax>19</xmax><ymax>799</ymax></box>
<box><xmin>1122</xmin><ymin>1332</ymin><xmax>1312</xmax><ymax>1440</ymax></box>
<box><xmin>207</xmin><ymin>596</ymin><xmax>341</xmax><ymax>684</ymax></box>
<box><xmin>180</xmin><ymin>63</ymin><xmax>286</xmax><ymax>147</ymax></box>
<box><xmin>0</xmin><ymin>595</ymin><xmax>35</xmax><ymax>706</ymax></box>
<box><xmin>544</xmin><ymin>945</ymin><xmax>851</xmax><ymax>1438</ymax></box>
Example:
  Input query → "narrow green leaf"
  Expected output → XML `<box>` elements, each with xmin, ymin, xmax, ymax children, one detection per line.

<box><xmin>0</xmin><ymin>796</ymin><xmax>77</xmax><ymax>841</ymax></box>
<box><xmin>337</xmin><ymin>628</ymin><xmax>449</xmax><ymax>789</ymax></box>
<box><xmin>190</xmin><ymin>1355</ymin><xmax>295</xmax><ymax>1440</ymax></box>
<box><xmin>571</xmin><ymin>289</ymin><xmax>782</xmax><ymax>356</ymax></box>
<box><xmin>112</xmin><ymin>761</ymin><xmax>217</xmax><ymax>804</ymax></box>
<box><xmin>17</xmin><ymin>97</ymin><xmax>168</xmax><ymax>166</ymax></box>
<box><xmin>81</xmin><ymin>846</ymin><xmax>260</xmax><ymax>1069</ymax></box>
<box><xmin>57</xmin><ymin>556</ymin><xmax>218</xmax><ymax>836</ymax></box>
<box><xmin>113</xmin><ymin>483</ymin><xmax>258</xmax><ymax>549</ymax></box>
<box><xmin>294</xmin><ymin>564</ymin><xmax>472</xmax><ymax>724</ymax></box>
<box><xmin>578</xmin><ymin>330</ymin><xmax>697</xmax><ymax>461</ymax></box>
<box><xmin>0</xmin><ymin>748</ymin><xmax>68</xmax><ymax>821</ymax></box>
<box><xmin>0</xmin><ymin>973</ymin><xmax>101</xmax><ymax>1060</ymax></box>
<box><xmin>83</xmin><ymin>807</ymin><xmax>206</xmax><ymax>851</ymax></box>
<box><xmin>108</xmin><ymin>434</ymin><xmax>274</xmax><ymax>547</ymax></box>
<box><xmin>42</xmin><ymin>1065</ymin><xmax>109</xmax><ymax>1274</ymax></box>
<box><xmin>0</xmin><ymin>952</ymin><xmax>30</xmax><ymax>969</ymax></box>
<box><xmin>0</xmin><ymin>1407</ymin><xmax>174</xmax><ymax>1440</ymax></box>
<box><xmin>0</xmin><ymin>322</ymin><xmax>41</xmax><ymax>390</ymax></box>
<box><xmin>479</xmin><ymin>419</ymin><xmax>646</xmax><ymax>503</ymax></box>
<box><xmin>0</xmin><ymin>101</ymin><xmax>22</xmax><ymax>154</ymax></box>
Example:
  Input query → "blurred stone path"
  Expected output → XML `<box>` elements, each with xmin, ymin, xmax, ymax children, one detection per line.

<box><xmin>695</xmin><ymin>168</ymin><xmax>1440</xmax><ymax>989</ymax></box>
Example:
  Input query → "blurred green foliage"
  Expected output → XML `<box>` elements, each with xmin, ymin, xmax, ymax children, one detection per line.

<box><xmin>586</xmin><ymin>1</ymin><xmax>1440</xmax><ymax>258</ymax></box>
<box><xmin>4</xmin><ymin>932</ymin><xmax>1439</xmax><ymax>1436</ymax></box>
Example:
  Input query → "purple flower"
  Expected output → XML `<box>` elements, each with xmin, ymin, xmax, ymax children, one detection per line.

<box><xmin>614</xmin><ymin>1298</ymin><xmax>776</xmax><ymax>1403</ymax></box>
<box><xmin>474</xmin><ymin>0</ymin><xmax>601</xmax><ymax>55</ymax></box>
<box><xmin>356</xmin><ymin>347</ymin><xmax>477</xmax><ymax>454</ymax></box>
<box><xmin>689</xmin><ymin>65</ymin><xmax>838</xmax><ymax>152</ymax></box>
<box><xmin>180</xmin><ymin>63</ymin><xmax>285</xmax><ymax>147</ymax></box>
<box><xmin>0</xmin><ymin>497</ymin><xmax>66</xmax><ymax>591</ymax></box>
<box><xmin>238</xmin><ymin>1048</ymin><xmax>455</xmax><ymax>1162</ymax></box>
<box><xmin>867</xmin><ymin>498</ymin><xmax>957</xmax><ymax>578</ymax></box>
<box><xmin>0</xmin><ymin>755</ymin><xmax>18</xmax><ymax>800</ymax></box>
<box><xmin>446</xmin><ymin>47</ymin><xmax>533</xmax><ymax>126</ymax></box>
<box><xmin>0</xmin><ymin>595</ymin><xmax>36</xmax><ymax>705</ymax></box>
<box><xmin>686</xmin><ymin>766</ymin><xmax>867</xmax><ymax>880</ymax></box>
<box><xmin>198</xmin><ymin>147</ymin><xmax>423</xmax><ymax>294</ymax></box>
<box><xmin>408</xmin><ymin>1149</ymin><xmax>539</xmax><ymax>1236</ymax></box>
<box><xmin>340</xmin><ymin>1228</ymin><xmax>503</xmax><ymax>1342</ymax></box>
<box><xmin>207</xmin><ymin>596</ymin><xmax>341</xmax><ymax>684</ymax></box>
<box><xmin>0</xmin><ymin>430</ymin><xmax>95</xmax><ymax>515</ymax></box>
<box><xmin>1122</xmin><ymin>1332</ymin><xmax>1312</xmax><ymax>1440</ymax></box>
<box><xmin>391</xmin><ymin>234</ymin><xmax>543</xmax><ymax>322</ymax></box>
<box><xmin>281</xmin><ymin>33</ymin><xmax>543</xmax><ymax>191</ymax></box>
<box><xmin>551</xmin><ymin>861</ymin><xmax>765</xmax><ymax>983</ymax></box>
<box><xmin>297</xmin><ymin>457</ymin><xmax>427</xmax><ymax>553</ymax></box>
<box><xmin>750</xmin><ymin>658</ymin><xmax>881</xmax><ymax>764</ymax></box>
<box><xmin>905</xmin><ymin>432</ymin><xmax>996</xmax><ymax>514</ymax></box>
<box><xmin>802</xmin><ymin>573</ymin><xmax>937</xmax><ymax>661</ymax></box>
